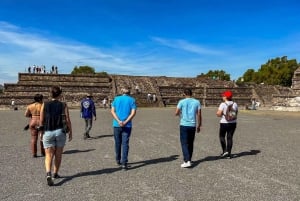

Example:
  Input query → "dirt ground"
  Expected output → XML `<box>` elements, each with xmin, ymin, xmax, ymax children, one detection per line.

<box><xmin>0</xmin><ymin>107</ymin><xmax>299</xmax><ymax>201</ymax></box>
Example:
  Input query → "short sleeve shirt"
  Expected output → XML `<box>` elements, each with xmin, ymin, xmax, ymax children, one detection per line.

<box><xmin>177</xmin><ymin>98</ymin><xmax>201</xmax><ymax>127</ymax></box>
<box><xmin>112</xmin><ymin>95</ymin><xmax>137</xmax><ymax>127</ymax></box>
<box><xmin>218</xmin><ymin>101</ymin><xmax>238</xmax><ymax>123</ymax></box>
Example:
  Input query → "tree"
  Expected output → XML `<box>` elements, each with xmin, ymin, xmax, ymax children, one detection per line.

<box><xmin>238</xmin><ymin>56</ymin><xmax>299</xmax><ymax>86</ymax></box>
<box><xmin>71</xmin><ymin>66</ymin><xmax>95</xmax><ymax>74</ymax></box>
<box><xmin>204</xmin><ymin>70</ymin><xmax>230</xmax><ymax>81</ymax></box>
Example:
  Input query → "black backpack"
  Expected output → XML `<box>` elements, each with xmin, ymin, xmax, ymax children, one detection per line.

<box><xmin>225</xmin><ymin>102</ymin><xmax>237</xmax><ymax>121</ymax></box>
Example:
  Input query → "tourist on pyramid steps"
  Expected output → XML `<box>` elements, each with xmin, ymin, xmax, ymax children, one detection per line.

<box><xmin>111</xmin><ymin>87</ymin><xmax>137</xmax><ymax>170</ymax></box>
<box><xmin>40</xmin><ymin>86</ymin><xmax>72</xmax><ymax>186</ymax></box>
<box><xmin>80</xmin><ymin>93</ymin><xmax>97</xmax><ymax>139</ymax></box>
<box><xmin>216</xmin><ymin>90</ymin><xmax>238</xmax><ymax>159</ymax></box>
<box><xmin>175</xmin><ymin>89</ymin><xmax>202</xmax><ymax>168</ymax></box>
<box><xmin>24</xmin><ymin>94</ymin><xmax>45</xmax><ymax>158</ymax></box>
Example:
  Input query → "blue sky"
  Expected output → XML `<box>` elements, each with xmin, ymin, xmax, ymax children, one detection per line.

<box><xmin>0</xmin><ymin>0</ymin><xmax>300</xmax><ymax>85</ymax></box>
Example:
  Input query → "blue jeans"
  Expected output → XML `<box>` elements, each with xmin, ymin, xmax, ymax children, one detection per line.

<box><xmin>180</xmin><ymin>126</ymin><xmax>196</xmax><ymax>162</ymax></box>
<box><xmin>113</xmin><ymin>127</ymin><xmax>132</xmax><ymax>164</ymax></box>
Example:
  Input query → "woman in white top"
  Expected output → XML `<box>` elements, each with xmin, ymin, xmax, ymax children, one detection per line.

<box><xmin>216</xmin><ymin>90</ymin><xmax>238</xmax><ymax>159</ymax></box>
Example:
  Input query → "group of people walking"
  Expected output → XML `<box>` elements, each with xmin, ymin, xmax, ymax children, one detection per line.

<box><xmin>24</xmin><ymin>86</ymin><xmax>238</xmax><ymax>186</ymax></box>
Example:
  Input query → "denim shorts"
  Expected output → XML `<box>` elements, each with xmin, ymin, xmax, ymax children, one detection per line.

<box><xmin>43</xmin><ymin>128</ymin><xmax>66</xmax><ymax>148</ymax></box>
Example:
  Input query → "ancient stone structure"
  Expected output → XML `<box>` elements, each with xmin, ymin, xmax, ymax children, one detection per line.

<box><xmin>292</xmin><ymin>67</ymin><xmax>300</xmax><ymax>95</ymax></box>
<box><xmin>0</xmin><ymin>72</ymin><xmax>298</xmax><ymax>110</ymax></box>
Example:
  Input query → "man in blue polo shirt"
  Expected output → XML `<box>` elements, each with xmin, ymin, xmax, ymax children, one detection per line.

<box><xmin>111</xmin><ymin>87</ymin><xmax>137</xmax><ymax>170</ymax></box>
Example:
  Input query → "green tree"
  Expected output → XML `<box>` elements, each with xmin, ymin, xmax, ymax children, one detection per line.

<box><xmin>239</xmin><ymin>56</ymin><xmax>299</xmax><ymax>86</ymax></box>
<box><xmin>71</xmin><ymin>66</ymin><xmax>95</xmax><ymax>74</ymax></box>
<box><xmin>198</xmin><ymin>70</ymin><xmax>230</xmax><ymax>81</ymax></box>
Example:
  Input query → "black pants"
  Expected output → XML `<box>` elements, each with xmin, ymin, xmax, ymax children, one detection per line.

<box><xmin>219</xmin><ymin>123</ymin><xmax>236</xmax><ymax>154</ymax></box>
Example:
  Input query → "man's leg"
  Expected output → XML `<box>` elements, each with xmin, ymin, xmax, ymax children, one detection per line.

<box><xmin>187</xmin><ymin>127</ymin><xmax>196</xmax><ymax>161</ymax></box>
<box><xmin>121</xmin><ymin>127</ymin><xmax>132</xmax><ymax>167</ymax></box>
<box><xmin>114</xmin><ymin>127</ymin><xmax>122</xmax><ymax>164</ymax></box>
<box><xmin>86</xmin><ymin>119</ymin><xmax>93</xmax><ymax>138</ymax></box>
<box><xmin>180</xmin><ymin>126</ymin><xmax>190</xmax><ymax>162</ymax></box>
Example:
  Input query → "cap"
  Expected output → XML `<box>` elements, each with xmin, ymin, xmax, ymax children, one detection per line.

<box><xmin>222</xmin><ymin>90</ymin><xmax>233</xmax><ymax>98</ymax></box>
<box><xmin>87</xmin><ymin>93</ymin><xmax>93</xmax><ymax>97</ymax></box>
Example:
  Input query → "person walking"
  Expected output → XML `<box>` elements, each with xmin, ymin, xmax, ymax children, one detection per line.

<box><xmin>175</xmin><ymin>89</ymin><xmax>202</xmax><ymax>168</ymax></box>
<box><xmin>111</xmin><ymin>87</ymin><xmax>137</xmax><ymax>170</ymax></box>
<box><xmin>80</xmin><ymin>94</ymin><xmax>96</xmax><ymax>139</ymax></box>
<box><xmin>24</xmin><ymin>94</ymin><xmax>45</xmax><ymax>157</ymax></box>
<box><xmin>216</xmin><ymin>90</ymin><xmax>238</xmax><ymax>159</ymax></box>
<box><xmin>39</xmin><ymin>86</ymin><xmax>72</xmax><ymax>186</ymax></box>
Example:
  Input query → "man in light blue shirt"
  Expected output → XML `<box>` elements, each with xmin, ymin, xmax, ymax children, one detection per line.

<box><xmin>111</xmin><ymin>88</ymin><xmax>137</xmax><ymax>170</ymax></box>
<box><xmin>175</xmin><ymin>89</ymin><xmax>202</xmax><ymax>168</ymax></box>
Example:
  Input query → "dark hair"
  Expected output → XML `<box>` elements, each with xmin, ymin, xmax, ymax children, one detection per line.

<box><xmin>183</xmin><ymin>89</ymin><xmax>192</xmax><ymax>96</ymax></box>
<box><xmin>50</xmin><ymin>86</ymin><xmax>62</xmax><ymax>98</ymax></box>
<box><xmin>34</xmin><ymin>94</ymin><xmax>43</xmax><ymax>102</ymax></box>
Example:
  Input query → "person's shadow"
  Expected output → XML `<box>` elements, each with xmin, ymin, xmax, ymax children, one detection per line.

<box><xmin>54</xmin><ymin>155</ymin><xmax>179</xmax><ymax>186</ymax></box>
<box><xmin>63</xmin><ymin>149</ymin><xmax>95</xmax><ymax>154</ymax></box>
<box><xmin>90</xmin><ymin>134</ymin><xmax>113</xmax><ymax>139</ymax></box>
<box><xmin>192</xmin><ymin>149</ymin><xmax>261</xmax><ymax>168</ymax></box>
<box><xmin>231</xmin><ymin>149</ymin><xmax>261</xmax><ymax>159</ymax></box>
<box><xmin>128</xmin><ymin>155</ymin><xmax>179</xmax><ymax>170</ymax></box>
<box><xmin>55</xmin><ymin>167</ymin><xmax>120</xmax><ymax>186</ymax></box>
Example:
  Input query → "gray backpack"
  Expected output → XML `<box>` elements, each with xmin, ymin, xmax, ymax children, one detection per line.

<box><xmin>225</xmin><ymin>102</ymin><xmax>237</xmax><ymax>121</ymax></box>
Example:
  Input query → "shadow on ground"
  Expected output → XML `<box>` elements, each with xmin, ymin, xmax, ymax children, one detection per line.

<box><xmin>192</xmin><ymin>149</ymin><xmax>261</xmax><ymax>168</ymax></box>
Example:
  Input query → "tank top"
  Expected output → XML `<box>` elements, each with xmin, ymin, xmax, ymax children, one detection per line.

<box><xmin>43</xmin><ymin>100</ymin><xmax>64</xmax><ymax>131</ymax></box>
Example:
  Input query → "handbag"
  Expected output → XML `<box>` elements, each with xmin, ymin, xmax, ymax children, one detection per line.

<box><xmin>61</xmin><ymin>102</ymin><xmax>70</xmax><ymax>134</ymax></box>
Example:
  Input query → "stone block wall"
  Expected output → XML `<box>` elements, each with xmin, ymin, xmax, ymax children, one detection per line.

<box><xmin>1</xmin><ymin>72</ymin><xmax>296</xmax><ymax>109</ymax></box>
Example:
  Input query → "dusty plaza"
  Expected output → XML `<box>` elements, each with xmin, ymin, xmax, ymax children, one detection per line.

<box><xmin>0</xmin><ymin>107</ymin><xmax>299</xmax><ymax>201</ymax></box>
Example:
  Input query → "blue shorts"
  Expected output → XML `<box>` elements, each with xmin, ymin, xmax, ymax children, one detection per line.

<box><xmin>43</xmin><ymin>128</ymin><xmax>66</xmax><ymax>148</ymax></box>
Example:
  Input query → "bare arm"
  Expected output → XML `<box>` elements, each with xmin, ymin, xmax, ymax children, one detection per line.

<box><xmin>123</xmin><ymin>109</ymin><xmax>136</xmax><ymax>126</ymax></box>
<box><xmin>24</xmin><ymin>106</ymin><xmax>32</xmax><ymax>118</ymax></box>
<box><xmin>111</xmin><ymin>107</ymin><xmax>122</xmax><ymax>126</ymax></box>
<box><xmin>65</xmin><ymin>104</ymin><xmax>72</xmax><ymax>141</ymax></box>
<box><xmin>39</xmin><ymin>103</ymin><xmax>45</xmax><ymax>125</ymax></box>
<box><xmin>175</xmin><ymin>107</ymin><xmax>180</xmax><ymax>116</ymax></box>
<box><xmin>196</xmin><ymin>109</ymin><xmax>202</xmax><ymax>133</ymax></box>
<box><xmin>111</xmin><ymin>107</ymin><xmax>136</xmax><ymax>127</ymax></box>
<box><xmin>216</xmin><ymin>109</ymin><xmax>223</xmax><ymax>117</ymax></box>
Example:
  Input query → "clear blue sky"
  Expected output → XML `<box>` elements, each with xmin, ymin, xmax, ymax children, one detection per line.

<box><xmin>0</xmin><ymin>0</ymin><xmax>300</xmax><ymax>84</ymax></box>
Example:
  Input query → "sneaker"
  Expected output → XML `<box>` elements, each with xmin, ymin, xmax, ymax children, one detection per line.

<box><xmin>53</xmin><ymin>173</ymin><xmax>60</xmax><ymax>179</ymax></box>
<box><xmin>220</xmin><ymin>152</ymin><xmax>229</xmax><ymax>158</ymax></box>
<box><xmin>46</xmin><ymin>175</ymin><xmax>54</xmax><ymax>186</ymax></box>
<box><xmin>116</xmin><ymin>160</ymin><xmax>121</xmax><ymax>166</ymax></box>
<box><xmin>181</xmin><ymin>161</ymin><xmax>191</xmax><ymax>168</ymax></box>
<box><xmin>121</xmin><ymin>163</ymin><xmax>128</xmax><ymax>170</ymax></box>
<box><xmin>32</xmin><ymin>154</ymin><xmax>37</xmax><ymax>158</ymax></box>
<box><xmin>83</xmin><ymin>134</ymin><xmax>87</xmax><ymax>140</ymax></box>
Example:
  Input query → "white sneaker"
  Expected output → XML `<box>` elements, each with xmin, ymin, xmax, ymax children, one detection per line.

<box><xmin>181</xmin><ymin>161</ymin><xmax>191</xmax><ymax>168</ymax></box>
<box><xmin>220</xmin><ymin>152</ymin><xmax>229</xmax><ymax>158</ymax></box>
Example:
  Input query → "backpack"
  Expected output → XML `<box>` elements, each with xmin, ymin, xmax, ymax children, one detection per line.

<box><xmin>224</xmin><ymin>102</ymin><xmax>237</xmax><ymax>121</ymax></box>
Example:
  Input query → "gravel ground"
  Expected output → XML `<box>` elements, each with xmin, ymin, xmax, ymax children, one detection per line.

<box><xmin>0</xmin><ymin>107</ymin><xmax>299</xmax><ymax>201</ymax></box>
